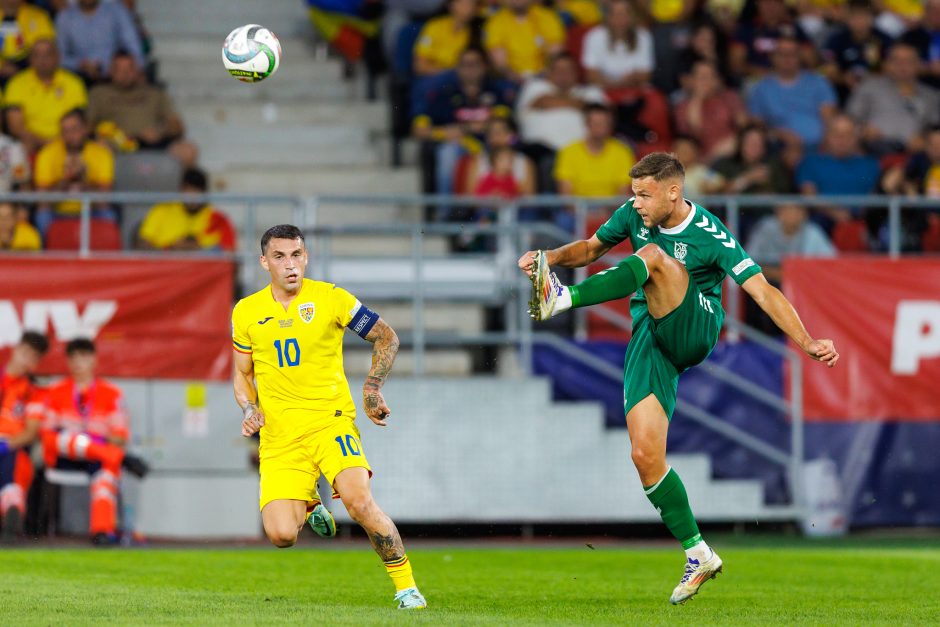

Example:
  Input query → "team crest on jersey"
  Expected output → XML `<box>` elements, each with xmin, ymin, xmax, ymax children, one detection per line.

<box><xmin>298</xmin><ymin>302</ymin><xmax>315</xmax><ymax>323</ymax></box>
<box><xmin>674</xmin><ymin>242</ymin><xmax>689</xmax><ymax>264</ymax></box>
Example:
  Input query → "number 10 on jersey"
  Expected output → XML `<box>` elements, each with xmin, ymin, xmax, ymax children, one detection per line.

<box><xmin>273</xmin><ymin>338</ymin><xmax>300</xmax><ymax>367</ymax></box>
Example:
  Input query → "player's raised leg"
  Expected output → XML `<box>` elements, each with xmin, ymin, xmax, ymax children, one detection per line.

<box><xmin>628</xmin><ymin>394</ymin><xmax>722</xmax><ymax>604</ymax></box>
<box><xmin>530</xmin><ymin>243</ymin><xmax>687</xmax><ymax>320</ymax></box>
<box><xmin>333</xmin><ymin>467</ymin><xmax>426</xmax><ymax>610</ymax></box>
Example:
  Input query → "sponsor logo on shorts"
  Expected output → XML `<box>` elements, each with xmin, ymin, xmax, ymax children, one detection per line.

<box><xmin>298</xmin><ymin>303</ymin><xmax>315</xmax><ymax>323</ymax></box>
<box><xmin>674</xmin><ymin>242</ymin><xmax>689</xmax><ymax>264</ymax></box>
<box><xmin>732</xmin><ymin>258</ymin><xmax>755</xmax><ymax>276</ymax></box>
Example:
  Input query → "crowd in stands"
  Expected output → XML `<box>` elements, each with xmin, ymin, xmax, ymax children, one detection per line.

<box><xmin>0</xmin><ymin>0</ymin><xmax>233</xmax><ymax>254</ymax></box>
<box><xmin>389</xmin><ymin>0</ymin><xmax>940</xmax><ymax>254</ymax></box>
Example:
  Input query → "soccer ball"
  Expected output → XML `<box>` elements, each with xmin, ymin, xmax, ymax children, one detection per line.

<box><xmin>222</xmin><ymin>24</ymin><xmax>281</xmax><ymax>83</ymax></box>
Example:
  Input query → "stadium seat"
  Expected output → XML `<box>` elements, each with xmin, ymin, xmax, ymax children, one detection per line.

<box><xmin>922</xmin><ymin>214</ymin><xmax>940</xmax><ymax>252</ymax></box>
<box><xmin>831</xmin><ymin>219</ymin><xmax>869</xmax><ymax>252</ymax></box>
<box><xmin>453</xmin><ymin>154</ymin><xmax>474</xmax><ymax>195</ymax></box>
<box><xmin>113</xmin><ymin>151</ymin><xmax>182</xmax><ymax>192</ymax></box>
<box><xmin>41</xmin><ymin>468</ymin><xmax>91</xmax><ymax>537</ymax></box>
<box><xmin>604</xmin><ymin>86</ymin><xmax>673</xmax><ymax>157</ymax></box>
<box><xmin>565</xmin><ymin>23</ymin><xmax>593</xmax><ymax>79</ymax></box>
<box><xmin>46</xmin><ymin>219</ymin><xmax>123</xmax><ymax>251</ymax></box>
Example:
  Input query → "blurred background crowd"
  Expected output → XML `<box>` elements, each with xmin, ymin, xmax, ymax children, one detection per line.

<box><xmin>376</xmin><ymin>0</ymin><xmax>940</xmax><ymax>258</ymax></box>
<box><xmin>3</xmin><ymin>0</ymin><xmax>940</xmax><ymax>258</ymax></box>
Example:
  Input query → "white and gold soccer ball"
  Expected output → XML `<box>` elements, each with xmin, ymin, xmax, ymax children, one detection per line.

<box><xmin>222</xmin><ymin>24</ymin><xmax>281</xmax><ymax>83</ymax></box>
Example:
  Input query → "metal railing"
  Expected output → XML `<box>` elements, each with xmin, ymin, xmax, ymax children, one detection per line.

<box><xmin>7</xmin><ymin>191</ymin><xmax>937</xmax><ymax>520</ymax></box>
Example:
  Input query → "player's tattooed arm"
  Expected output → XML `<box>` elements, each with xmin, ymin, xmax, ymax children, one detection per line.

<box><xmin>362</xmin><ymin>318</ymin><xmax>399</xmax><ymax>426</ymax></box>
<box><xmin>518</xmin><ymin>235</ymin><xmax>612</xmax><ymax>276</ymax></box>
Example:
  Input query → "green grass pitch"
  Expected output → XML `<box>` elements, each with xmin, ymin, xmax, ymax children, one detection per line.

<box><xmin>1</xmin><ymin>538</ymin><xmax>937</xmax><ymax>625</ymax></box>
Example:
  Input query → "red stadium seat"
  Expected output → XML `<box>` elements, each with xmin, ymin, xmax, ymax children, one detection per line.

<box><xmin>831</xmin><ymin>219</ymin><xmax>869</xmax><ymax>253</ymax></box>
<box><xmin>604</xmin><ymin>86</ymin><xmax>673</xmax><ymax>157</ymax></box>
<box><xmin>46</xmin><ymin>219</ymin><xmax>122</xmax><ymax>251</ymax></box>
<box><xmin>923</xmin><ymin>214</ymin><xmax>940</xmax><ymax>252</ymax></box>
<box><xmin>565</xmin><ymin>23</ymin><xmax>593</xmax><ymax>79</ymax></box>
<box><xmin>453</xmin><ymin>154</ymin><xmax>474</xmax><ymax>195</ymax></box>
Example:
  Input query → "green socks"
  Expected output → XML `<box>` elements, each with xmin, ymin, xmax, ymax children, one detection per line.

<box><xmin>644</xmin><ymin>467</ymin><xmax>702</xmax><ymax>549</ymax></box>
<box><xmin>569</xmin><ymin>254</ymin><xmax>649</xmax><ymax>308</ymax></box>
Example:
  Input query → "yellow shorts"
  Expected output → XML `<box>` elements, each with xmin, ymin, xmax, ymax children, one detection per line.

<box><xmin>258</xmin><ymin>417</ymin><xmax>371</xmax><ymax>511</ymax></box>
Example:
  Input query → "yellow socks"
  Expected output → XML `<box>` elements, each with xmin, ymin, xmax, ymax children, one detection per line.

<box><xmin>384</xmin><ymin>555</ymin><xmax>416</xmax><ymax>592</ymax></box>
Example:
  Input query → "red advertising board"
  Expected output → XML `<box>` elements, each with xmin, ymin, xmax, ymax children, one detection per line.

<box><xmin>783</xmin><ymin>258</ymin><xmax>940</xmax><ymax>420</ymax></box>
<box><xmin>0</xmin><ymin>256</ymin><xmax>234</xmax><ymax>380</ymax></box>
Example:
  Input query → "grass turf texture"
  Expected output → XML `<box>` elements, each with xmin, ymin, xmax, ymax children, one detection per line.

<box><xmin>1</xmin><ymin>539</ymin><xmax>938</xmax><ymax>625</ymax></box>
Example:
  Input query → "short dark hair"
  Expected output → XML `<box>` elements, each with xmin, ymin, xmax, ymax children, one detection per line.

<box><xmin>65</xmin><ymin>337</ymin><xmax>96</xmax><ymax>356</ymax></box>
<box><xmin>260</xmin><ymin>224</ymin><xmax>305</xmax><ymax>255</ymax></box>
<box><xmin>583</xmin><ymin>102</ymin><xmax>611</xmax><ymax>117</ymax></box>
<box><xmin>20</xmin><ymin>331</ymin><xmax>49</xmax><ymax>355</ymax></box>
<box><xmin>60</xmin><ymin>107</ymin><xmax>87</xmax><ymax>125</ymax></box>
<box><xmin>629</xmin><ymin>152</ymin><xmax>686</xmax><ymax>182</ymax></box>
<box><xmin>181</xmin><ymin>167</ymin><xmax>208</xmax><ymax>191</ymax></box>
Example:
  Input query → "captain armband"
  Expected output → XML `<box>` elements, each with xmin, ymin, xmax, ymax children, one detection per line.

<box><xmin>347</xmin><ymin>301</ymin><xmax>379</xmax><ymax>339</ymax></box>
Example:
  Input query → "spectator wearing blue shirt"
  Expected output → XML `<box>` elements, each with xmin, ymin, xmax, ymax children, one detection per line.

<box><xmin>748</xmin><ymin>36</ymin><xmax>837</xmax><ymax>153</ymax></box>
<box><xmin>796</xmin><ymin>114</ymin><xmax>880</xmax><ymax>228</ymax></box>
<box><xmin>55</xmin><ymin>0</ymin><xmax>144</xmax><ymax>84</ymax></box>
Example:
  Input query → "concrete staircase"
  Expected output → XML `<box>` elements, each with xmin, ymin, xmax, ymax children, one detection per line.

<box><xmin>138</xmin><ymin>1</ymin><xmax>421</xmax><ymax>220</ymax></box>
<box><xmin>107</xmin><ymin>377</ymin><xmax>792</xmax><ymax>538</ymax></box>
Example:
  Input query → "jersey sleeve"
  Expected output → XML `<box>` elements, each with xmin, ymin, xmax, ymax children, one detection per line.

<box><xmin>331</xmin><ymin>286</ymin><xmax>361</xmax><ymax>328</ymax></box>
<box><xmin>231</xmin><ymin>300</ymin><xmax>252</xmax><ymax>354</ymax></box>
<box><xmin>594</xmin><ymin>200</ymin><xmax>636</xmax><ymax>246</ymax></box>
<box><xmin>709</xmin><ymin>219</ymin><xmax>762</xmax><ymax>285</ymax></box>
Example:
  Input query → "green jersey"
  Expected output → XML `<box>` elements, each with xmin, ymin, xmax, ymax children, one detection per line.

<box><xmin>594</xmin><ymin>198</ymin><xmax>762</xmax><ymax>317</ymax></box>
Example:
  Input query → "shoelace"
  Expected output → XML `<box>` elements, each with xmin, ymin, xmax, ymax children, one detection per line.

<box><xmin>680</xmin><ymin>560</ymin><xmax>699</xmax><ymax>584</ymax></box>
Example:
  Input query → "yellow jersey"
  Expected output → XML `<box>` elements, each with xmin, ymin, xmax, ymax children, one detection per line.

<box><xmin>232</xmin><ymin>278</ymin><xmax>362</xmax><ymax>441</ymax></box>
<box><xmin>484</xmin><ymin>6</ymin><xmax>565</xmax><ymax>76</ymax></box>
<box><xmin>1</xmin><ymin>5</ymin><xmax>55</xmax><ymax>62</ymax></box>
<box><xmin>554</xmin><ymin>138</ymin><xmax>636</xmax><ymax>197</ymax></box>
<box><xmin>33</xmin><ymin>138</ymin><xmax>114</xmax><ymax>214</ymax></box>
<box><xmin>3</xmin><ymin>67</ymin><xmax>87</xmax><ymax>140</ymax></box>
<box><xmin>414</xmin><ymin>16</ymin><xmax>470</xmax><ymax>72</ymax></box>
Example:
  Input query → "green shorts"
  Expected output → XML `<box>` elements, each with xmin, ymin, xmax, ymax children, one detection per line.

<box><xmin>623</xmin><ymin>279</ymin><xmax>722</xmax><ymax>420</ymax></box>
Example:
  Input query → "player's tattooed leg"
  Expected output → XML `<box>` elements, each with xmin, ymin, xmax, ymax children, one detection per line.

<box><xmin>369</xmin><ymin>527</ymin><xmax>405</xmax><ymax>562</ymax></box>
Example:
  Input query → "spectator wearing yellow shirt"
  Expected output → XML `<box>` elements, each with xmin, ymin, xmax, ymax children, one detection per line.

<box><xmin>0</xmin><ymin>0</ymin><xmax>55</xmax><ymax>83</ymax></box>
<box><xmin>136</xmin><ymin>168</ymin><xmax>236</xmax><ymax>252</ymax></box>
<box><xmin>484</xmin><ymin>0</ymin><xmax>565</xmax><ymax>79</ymax></box>
<box><xmin>554</xmin><ymin>103</ymin><xmax>635</xmax><ymax>197</ymax></box>
<box><xmin>414</xmin><ymin>0</ymin><xmax>479</xmax><ymax>77</ymax></box>
<box><xmin>4</xmin><ymin>39</ymin><xmax>87</xmax><ymax>154</ymax></box>
<box><xmin>0</xmin><ymin>202</ymin><xmax>40</xmax><ymax>250</ymax></box>
<box><xmin>33</xmin><ymin>108</ymin><xmax>114</xmax><ymax>235</ymax></box>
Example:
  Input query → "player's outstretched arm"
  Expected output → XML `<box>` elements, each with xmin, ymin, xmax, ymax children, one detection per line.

<box><xmin>233</xmin><ymin>350</ymin><xmax>265</xmax><ymax>436</ymax></box>
<box><xmin>517</xmin><ymin>235</ymin><xmax>612</xmax><ymax>277</ymax></box>
<box><xmin>742</xmin><ymin>273</ymin><xmax>840</xmax><ymax>367</ymax></box>
<box><xmin>361</xmin><ymin>318</ymin><xmax>400</xmax><ymax>427</ymax></box>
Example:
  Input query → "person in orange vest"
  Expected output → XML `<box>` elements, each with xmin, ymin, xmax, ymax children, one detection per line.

<box><xmin>0</xmin><ymin>331</ymin><xmax>50</xmax><ymax>542</ymax></box>
<box><xmin>42</xmin><ymin>337</ymin><xmax>131</xmax><ymax>545</ymax></box>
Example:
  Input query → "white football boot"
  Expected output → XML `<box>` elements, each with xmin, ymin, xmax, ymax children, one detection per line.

<box><xmin>528</xmin><ymin>250</ymin><xmax>565</xmax><ymax>321</ymax></box>
<box><xmin>669</xmin><ymin>549</ymin><xmax>723</xmax><ymax>605</ymax></box>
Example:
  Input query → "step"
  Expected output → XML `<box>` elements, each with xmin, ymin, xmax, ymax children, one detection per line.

<box><xmin>181</xmin><ymin>101</ymin><xmax>387</xmax><ymax>131</ymax></box>
<box><xmin>319</xmin><ymin>233</ymin><xmax>449</xmax><ymax>256</ymax></box>
<box><xmin>199</xmin><ymin>141</ymin><xmax>378</xmax><ymax>170</ymax></box>
<box><xmin>364</xmin><ymin>302</ymin><xmax>485</xmax><ymax>334</ymax></box>
<box><xmin>214</xmin><ymin>167</ymin><xmax>419</xmax><ymax>196</ymax></box>
<box><xmin>167</xmin><ymin>78</ymin><xmax>361</xmax><ymax>104</ymax></box>
<box><xmin>140</xmin><ymin>1</ymin><xmax>312</xmax><ymax>38</ymax></box>
<box><xmin>188</xmin><ymin>124</ymin><xmax>370</xmax><ymax>151</ymax></box>
<box><xmin>343</xmin><ymin>348</ymin><xmax>473</xmax><ymax>377</ymax></box>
